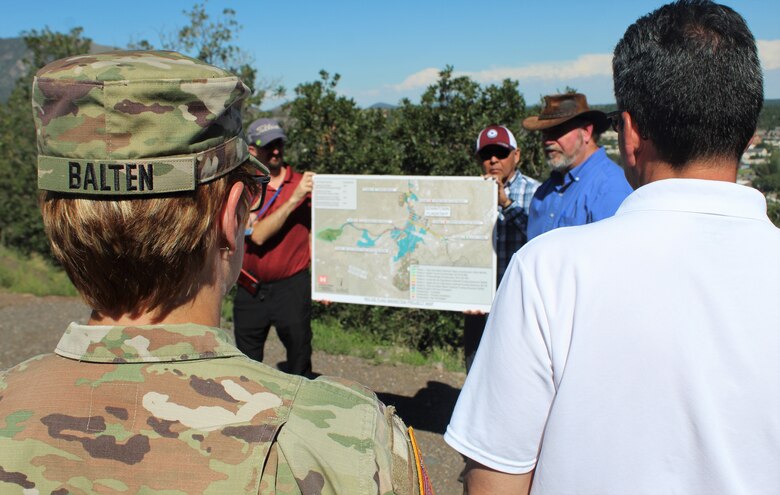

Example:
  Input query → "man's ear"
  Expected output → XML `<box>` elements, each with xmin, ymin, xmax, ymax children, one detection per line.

<box><xmin>620</xmin><ymin>111</ymin><xmax>643</xmax><ymax>168</ymax></box>
<box><xmin>581</xmin><ymin>122</ymin><xmax>595</xmax><ymax>144</ymax></box>
<box><xmin>220</xmin><ymin>181</ymin><xmax>246</xmax><ymax>253</ymax></box>
<box><xmin>248</xmin><ymin>145</ymin><xmax>258</xmax><ymax>158</ymax></box>
<box><xmin>513</xmin><ymin>148</ymin><xmax>522</xmax><ymax>165</ymax></box>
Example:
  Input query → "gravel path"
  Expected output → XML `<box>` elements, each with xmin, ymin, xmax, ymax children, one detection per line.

<box><xmin>0</xmin><ymin>292</ymin><xmax>466</xmax><ymax>494</ymax></box>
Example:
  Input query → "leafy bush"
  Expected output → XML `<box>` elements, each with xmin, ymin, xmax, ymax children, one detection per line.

<box><xmin>0</xmin><ymin>246</ymin><xmax>77</xmax><ymax>297</ymax></box>
<box><xmin>313</xmin><ymin>302</ymin><xmax>463</xmax><ymax>354</ymax></box>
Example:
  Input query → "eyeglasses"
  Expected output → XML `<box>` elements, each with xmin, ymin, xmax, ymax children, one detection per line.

<box><xmin>477</xmin><ymin>146</ymin><xmax>512</xmax><ymax>161</ymax></box>
<box><xmin>605</xmin><ymin>111</ymin><xmax>624</xmax><ymax>133</ymax></box>
<box><xmin>249</xmin><ymin>174</ymin><xmax>271</xmax><ymax>213</ymax></box>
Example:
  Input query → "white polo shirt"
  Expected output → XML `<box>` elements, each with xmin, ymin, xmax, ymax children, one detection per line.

<box><xmin>445</xmin><ymin>178</ymin><xmax>780</xmax><ymax>494</ymax></box>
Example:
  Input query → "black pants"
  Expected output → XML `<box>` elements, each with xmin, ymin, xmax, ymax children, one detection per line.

<box><xmin>464</xmin><ymin>313</ymin><xmax>488</xmax><ymax>373</ymax></box>
<box><xmin>233</xmin><ymin>270</ymin><xmax>312</xmax><ymax>376</ymax></box>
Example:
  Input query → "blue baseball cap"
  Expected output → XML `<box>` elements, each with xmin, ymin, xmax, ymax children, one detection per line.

<box><xmin>246</xmin><ymin>118</ymin><xmax>287</xmax><ymax>147</ymax></box>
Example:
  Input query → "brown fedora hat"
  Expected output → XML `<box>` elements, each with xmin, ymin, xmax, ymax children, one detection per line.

<box><xmin>522</xmin><ymin>93</ymin><xmax>609</xmax><ymax>134</ymax></box>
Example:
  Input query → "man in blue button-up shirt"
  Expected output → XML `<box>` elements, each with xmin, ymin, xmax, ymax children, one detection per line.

<box><xmin>523</xmin><ymin>93</ymin><xmax>632</xmax><ymax>241</ymax></box>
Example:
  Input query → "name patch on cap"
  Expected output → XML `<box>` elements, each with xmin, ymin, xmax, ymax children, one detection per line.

<box><xmin>38</xmin><ymin>155</ymin><xmax>198</xmax><ymax>195</ymax></box>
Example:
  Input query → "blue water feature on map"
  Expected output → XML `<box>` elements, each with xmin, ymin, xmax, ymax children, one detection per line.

<box><xmin>337</xmin><ymin>186</ymin><xmax>427</xmax><ymax>261</ymax></box>
<box><xmin>357</xmin><ymin>229</ymin><xmax>377</xmax><ymax>247</ymax></box>
<box><xmin>393</xmin><ymin>221</ymin><xmax>425</xmax><ymax>261</ymax></box>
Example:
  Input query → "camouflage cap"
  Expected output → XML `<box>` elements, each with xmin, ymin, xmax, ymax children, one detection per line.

<box><xmin>33</xmin><ymin>50</ymin><xmax>269</xmax><ymax>196</ymax></box>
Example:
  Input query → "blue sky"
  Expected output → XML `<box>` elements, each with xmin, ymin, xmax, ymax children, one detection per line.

<box><xmin>2</xmin><ymin>1</ymin><xmax>779</xmax><ymax>108</ymax></box>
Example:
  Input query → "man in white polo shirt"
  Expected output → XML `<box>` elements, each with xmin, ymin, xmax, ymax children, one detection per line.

<box><xmin>445</xmin><ymin>1</ymin><xmax>780</xmax><ymax>493</ymax></box>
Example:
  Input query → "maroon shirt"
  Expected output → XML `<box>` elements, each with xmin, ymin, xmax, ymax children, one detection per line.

<box><xmin>242</xmin><ymin>165</ymin><xmax>311</xmax><ymax>282</ymax></box>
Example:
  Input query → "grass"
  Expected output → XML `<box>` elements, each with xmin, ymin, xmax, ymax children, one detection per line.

<box><xmin>0</xmin><ymin>246</ymin><xmax>77</xmax><ymax>297</ymax></box>
<box><xmin>312</xmin><ymin>318</ymin><xmax>465</xmax><ymax>373</ymax></box>
<box><xmin>1</xmin><ymin>245</ymin><xmax>465</xmax><ymax>372</ymax></box>
<box><xmin>223</xmin><ymin>289</ymin><xmax>465</xmax><ymax>371</ymax></box>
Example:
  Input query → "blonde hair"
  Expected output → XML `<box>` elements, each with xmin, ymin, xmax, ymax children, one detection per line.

<box><xmin>41</xmin><ymin>163</ymin><xmax>258</xmax><ymax>316</ymax></box>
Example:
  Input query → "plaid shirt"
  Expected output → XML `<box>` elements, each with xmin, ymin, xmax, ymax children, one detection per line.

<box><xmin>495</xmin><ymin>172</ymin><xmax>540</xmax><ymax>284</ymax></box>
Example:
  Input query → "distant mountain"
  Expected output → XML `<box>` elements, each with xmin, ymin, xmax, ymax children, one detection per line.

<box><xmin>368</xmin><ymin>102</ymin><xmax>397</xmax><ymax>110</ymax></box>
<box><xmin>0</xmin><ymin>37</ymin><xmax>116</xmax><ymax>103</ymax></box>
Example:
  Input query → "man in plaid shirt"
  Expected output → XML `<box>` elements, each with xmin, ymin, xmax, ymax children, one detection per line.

<box><xmin>464</xmin><ymin>125</ymin><xmax>540</xmax><ymax>370</ymax></box>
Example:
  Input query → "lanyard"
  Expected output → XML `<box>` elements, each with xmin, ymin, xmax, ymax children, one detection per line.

<box><xmin>257</xmin><ymin>182</ymin><xmax>284</xmax><ymax>216</ymax></box>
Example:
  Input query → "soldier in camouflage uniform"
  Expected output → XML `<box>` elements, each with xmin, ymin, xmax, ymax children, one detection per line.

<box><xmin>0</xmin><ymin>50</ymin><xmax>434</xmax><ymax>495</ymax></box>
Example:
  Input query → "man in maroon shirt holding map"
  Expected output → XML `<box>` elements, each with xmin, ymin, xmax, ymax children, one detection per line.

<box><xmin>235</xmin><ymin>118</ymin><xmax>315</xmax><ymax>376</ymax></box>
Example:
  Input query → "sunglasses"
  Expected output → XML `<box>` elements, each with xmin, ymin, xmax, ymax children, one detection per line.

<box><xmin>605</xmin><ymin>111</ymin><xmax>624</xmax><ymax>133</ymax></box>
<box><xmin>249</xmin><ymin>174</ymin><xmax>271</xmax><ymax>213</ymax></box>
<box><xmin>256</xmin><ymin>138</ymin><xmax>284</xmax><ymax>150</ymax></box>
<box><xmin>477</xmin><ymin>146</ymin><xmax>512</xmax><ymax>162</ymax></box>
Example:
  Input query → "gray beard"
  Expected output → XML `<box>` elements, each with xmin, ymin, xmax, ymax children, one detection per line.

<box><xmin>545</xmin><ymin>129</ymin><xmax>583</xmax><ymax>174</ymax></box>
<box><xmin>545</xmin><ymin>155</ymin><xmax>573</xmax><ymax>174</ymax></box>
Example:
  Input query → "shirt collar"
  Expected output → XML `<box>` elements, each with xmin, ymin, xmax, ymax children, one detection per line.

<box><xmin>55</xmin><ymin>322</ymin><xmax>244</xmax><ymax>363</ymax></box>
<box><xmin>617</xmin><ymin>178</ymin><xmax>769</xmax><ymax>221</ymax></box>
<box><xmin>282</xmin><ymin>163</ymin><xmax>294</xmax><ymax>184</ymax></box>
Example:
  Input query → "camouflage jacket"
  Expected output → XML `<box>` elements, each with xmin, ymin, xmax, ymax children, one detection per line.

<box><xmin>0</xmin><ymin>323</ymin><xmax>429</xmax><ymax>494</ymax></box>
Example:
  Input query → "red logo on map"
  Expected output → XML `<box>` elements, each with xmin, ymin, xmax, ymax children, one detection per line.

<box><xmin>318</xmin><ymin>275</ymin><xmax>328</xmax><ymax>284</ymax></box>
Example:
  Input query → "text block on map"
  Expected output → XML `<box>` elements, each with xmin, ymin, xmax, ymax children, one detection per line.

<box><xmin>312</xmin><ymin>175</ymin><xmax>497</xmax><ymax>312</ymax></box>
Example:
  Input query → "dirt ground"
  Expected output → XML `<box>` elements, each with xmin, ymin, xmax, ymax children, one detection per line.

<box><xmin>0</xmin><ymin>292</ymin><xmax>467</xmax><ymax>494</ymax></box>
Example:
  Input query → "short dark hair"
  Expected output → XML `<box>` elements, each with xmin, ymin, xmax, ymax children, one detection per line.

<box><xmin>613</xmin><ymin>0</ymin><xmax>763</xmax><ymax>168</ymax></box>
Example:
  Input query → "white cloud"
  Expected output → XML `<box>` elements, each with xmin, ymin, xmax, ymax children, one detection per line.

<box><xmin>758</xmin><ymin>39</ymin><xmax>780</xmax><ymax>71</ymax></box>
<box><xmin>384</xmin><ymin>41</ymin><xmax>780</xmax><ymax>102</ymax></box>
<box><xmin>462</xmin><ymin>54</ymin><xmax>613</xmax><ymax>84</ymax></box>
<box><xmin>392</xmin><ymin>67</ymin><xmax>443</xmax><ymax>91</ymax></box>
<box><xmin>390</xmin><ymin>54</ymin><xmax>613</xmax><ymax>93</ymax></box>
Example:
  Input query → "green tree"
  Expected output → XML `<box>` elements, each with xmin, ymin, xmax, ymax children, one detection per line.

<box><xmin>131</xmin><ymin>1</ymin><xmax>283</xmax><ymax>120</ymax></box>
<box><xmin>286</xmin><ymin>70</ymin><xmax>401</xmax><ymax>175</ymax></box>
<box><xmin>392</xmin><ymin>67</ymin><xmax>543</xmax><ymax>180</ymax></box>
<box><xmin>757</xmin><ymin>100</ymin><xmax>780</xmax><ymax>130</ymax></box>
<box><xmin>0</xmin><ymin>28</ymin><xmax>92</xmax><ymax>253</ymax></box>
<box><xmin>753</xmin><ymin>148</ymin><xmax>780</xmax><ymax>194</ymax></box>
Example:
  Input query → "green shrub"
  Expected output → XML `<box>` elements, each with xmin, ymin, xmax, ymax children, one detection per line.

<box><xmin>0</xmin><ymin>246</ymin><xmax>77</xmax><ymax>297</ymax></box>
<box><xmin>312</xmin><ymin>302</ymin><xmax>462</xmax><ymax>354</ymax></box>
<box><xmin>312</xmin><ymin>317</ymin><xmax>465</xmax><ymax>372</ymax></box>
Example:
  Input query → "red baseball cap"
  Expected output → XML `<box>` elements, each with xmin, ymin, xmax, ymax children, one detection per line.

<box><xmin>475</xmin><ymin>125</ymin><xmax>518</xmax><ymax>154</ymax></box>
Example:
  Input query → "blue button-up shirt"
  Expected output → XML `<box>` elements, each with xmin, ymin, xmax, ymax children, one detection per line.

<box><xmin>495</xmin><ymin>172</ymin><xmax>540</xmax><ymax>283</ymax></box>
<box><xmin>527</xmin><ymin>148</ymin><xmax>632</xmax><ymax>241</ymax></box>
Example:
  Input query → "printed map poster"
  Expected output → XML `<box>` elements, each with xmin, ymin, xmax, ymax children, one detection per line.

<box><xmin>312</xmin><ymin>175</ymin><xmax>497</xmax><ymax>312</ymax></box>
